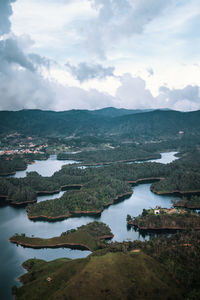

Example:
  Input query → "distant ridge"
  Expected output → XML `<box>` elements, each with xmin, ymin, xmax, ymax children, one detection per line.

<box><xmin>0</xmin><ymin>108</ymin><xmax>199</xmax><ymax>140</ymax></box>
<box><xmin>91</xmin><ymin>107</ymin><xmax>155</xmax><ymax>117</ymax></box>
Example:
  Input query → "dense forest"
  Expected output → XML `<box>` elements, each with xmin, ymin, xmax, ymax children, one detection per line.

<box><xmin>151</xmin><ymin>150</ymin><xmax>200</xmax><ymax>194</ymax></box>
<box><xmin>27</xmin><ymin>176</ymin><xmax>132</xmax><ymax>219</ymax></box>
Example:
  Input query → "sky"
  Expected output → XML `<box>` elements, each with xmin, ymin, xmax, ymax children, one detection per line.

<box><xmin>0</xmin><ymin>0</ymin><xmax>200</xmax><ymax>111</ymax></box>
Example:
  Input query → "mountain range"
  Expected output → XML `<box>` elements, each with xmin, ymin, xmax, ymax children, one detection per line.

<box><xmin>0</xmin><ymin>107</ymin><xmax>199</xmax><ymax>141</ymax></box>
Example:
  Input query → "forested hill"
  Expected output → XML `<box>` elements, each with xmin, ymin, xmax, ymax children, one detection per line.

<box><xmin>0</xmin><ymin>108</ymin><xmax>200</xmax><ymax>140</ymax></box>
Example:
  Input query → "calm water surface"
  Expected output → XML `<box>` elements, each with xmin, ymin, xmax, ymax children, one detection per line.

<box><xmin>0</xmin><ymin>152</ymin><xmax>178</xmax><ymax>299</ymax></box>
<box><xmin>12</xmin><ymin>154</ymin><xmax>77</xmax><ymax>178</ymax></box>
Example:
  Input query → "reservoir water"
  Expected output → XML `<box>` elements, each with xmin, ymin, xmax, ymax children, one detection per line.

<box><xmin>0</xmin><ymin>152</ymin><xmax>179</xmax><ymax>299</ymax></box>
<box><xmin>11</xmin><ymin>154</ymin><xmax>77</xmax><ymax>178</ymax></box>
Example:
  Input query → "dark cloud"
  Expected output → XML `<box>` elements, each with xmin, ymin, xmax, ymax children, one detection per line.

<box><xmin>66</xmin><ymin>62</ymin><xmax>115</xmax><ymax>82</ymax></box>
<box><xmin>28</xmin><ymin>53</ymin><xmax>52</xmax><ymax>69</ymax></box>
<box><xmin>0</xmin><ymin>67</ymin><xmax>55</xmax><ymax>110</ymax></box>
<box><xmin>0</xmin><ymin>38</ymin><xmax>35</xmax><ymax>72</ymax></box>
<box><xmin>0</xmin><ymin>1</ymin><xmax>58</xmax><ymax>110</ymax></box>
<box><xmin>0</xmin><ymin>0</ymin><xmax>16</xmax><ymax>36</ymax></box>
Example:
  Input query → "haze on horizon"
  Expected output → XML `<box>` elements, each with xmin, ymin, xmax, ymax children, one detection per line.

<box><xmin>0</xmin><ymin>0</ymin><xmax>200</xmax><ymax>112</ymax></box>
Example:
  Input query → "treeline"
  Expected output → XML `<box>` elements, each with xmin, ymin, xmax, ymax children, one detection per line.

<box><xmin>0</xmin><ymin>153</ymin><xmax>49</xmax><ymax>176</ymax></box>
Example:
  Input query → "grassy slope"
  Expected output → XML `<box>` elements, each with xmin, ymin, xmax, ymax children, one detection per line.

<box><xmin>10</xmin><ymin>222</ymin><xmax>113</xmax><ymax>251</ymax></box>
<box><xmin>10</xmin><ymin>231</ymin><xmax>96</xmax><ymax>251</ymax></box>
<box><xmin>15</xmin><ymin>252</ymin><xmax>183</xmax><ymax>300</ymax></box>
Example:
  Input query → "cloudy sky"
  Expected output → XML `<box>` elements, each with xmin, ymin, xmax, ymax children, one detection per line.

<box><xmin>0</xmin><ymin>0</ymin><xmax>200</xmax><ymax>111</ymax></box>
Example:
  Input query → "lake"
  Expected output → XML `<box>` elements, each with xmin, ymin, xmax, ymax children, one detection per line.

<box><xmin>0</xmin><ymin>152</ymin><xmax>179</xmax><ymax>299</ymax></box>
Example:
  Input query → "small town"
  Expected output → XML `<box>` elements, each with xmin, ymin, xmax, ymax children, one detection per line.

<box><xmin>0</xmin><ymin>132</ymin><xmax>48</xmax><ymax>156</ymax></box>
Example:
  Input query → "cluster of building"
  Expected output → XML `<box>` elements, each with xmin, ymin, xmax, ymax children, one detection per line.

<box><xmin>154</xmin><ymin>206</ymin><xmax>178</xmax><ymax>215</ymax></box>
<box><xmin>0</xmin><ymin>144</ymin><xmax>48</xmax><ymax>156</ymax></box>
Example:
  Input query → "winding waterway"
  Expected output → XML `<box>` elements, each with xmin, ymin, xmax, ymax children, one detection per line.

<box><xmin>0</xmin><ymin>152</ymin><xmax>179</xmax><ymax>299</ymax></box>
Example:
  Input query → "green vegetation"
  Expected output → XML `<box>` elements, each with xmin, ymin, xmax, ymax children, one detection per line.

<box><xmin>151</xmin><ymin>150</ymin><xmax>200</xmax><ymax>194</ymax></box>
<box><xmin>0</xmin><ymin>153</ymin><xmax>49</xmax><ymax>176</ymax></box>
<box><xmin>136</xmin><ymin>231</ymin><xmax>200</xmax><ymax>298</ymax></box>
<box><xmin>96</xmin><ymin>231</ymin><xmax>200</xmax><ymax>299</ymax></box>
<box><xmin>13</xmin><ymin>230</ymin><xmax>200</xmax><ymax>299</ymax></box>
<box><xmin>57</xmin><ymin>144</ymin><xmax>161</xmax><ymax>164</ymax></box>
<box><xmin>13</xmin><ymin>251</ymin><xmax>183</xmax><ymax>300</ymax></box>
<box><xmin>0</xmin><ymin>156</ymin><xmax>27</xmax><ymax>175</ymax></box>
<box><xmin>2</xmin><ymin>149</ymin><xmax>200</xmax><ymax>219</ymax></box>
<box><xmin>1</xmin><ymin>109</ymin><xmax>200</xmax><ymax>144</ymax></box>
<box><xmin>127</xmin><ymin>209</ymin><xmax>200</xmax><ymax>230</ymax></box>
<box><xmin>10</xmin><ymin>222</ymin><xmax>113</xmax><ymax>251</ymax></box>
<box><xmin>0</xmin><ymin>157</ymin><xmax>169</xmax><ymax>205</ymax></box>
<box><xmin>27</xmin><ymin>177</ymin><xmax>132</xmax><ymax>219</ymax></box>
<box><xmin>174</xmin><ymin>196</ymin><xmax>200</xmax><ymax>209</ymax></box>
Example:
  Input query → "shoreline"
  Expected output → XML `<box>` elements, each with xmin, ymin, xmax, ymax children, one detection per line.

<box><xmin>9</xmin><ymin>239</ymin><xmax>93</xmax><ymax>251</ymax></box>
<box><xmin>128</xmin><ymin>177</ymin><xmax>164</xmax><ymax>185</ymax></box>
<box><xmin>174</xmin><ymin>202</ymin><xmax>200</xmax><ymax>209</ymax></box>
<box><xmin>0</xmin><ymin>155</ymin><xmax>50</xmax><ymax>177</ymax></box>
<box><xmin>0</xmin><ymin>184</ymin><xmax>83</xmax><ymax>207</ymax></box>
<box><xmin>68</xmin><ymin>155</ymin><xmax>161</xmax><ymax>166</ymax></box>
<box><xmin>9</xmin><ymin>233</ymin><xmax>114</xmax><ymax>251</ymax></box>
<box><xmin>128</xmin><ymin>221</ymin><xmax>200</xmax><ymax>231</ymax></box>
<box><xmin>151</xmin><ymin>188</ymin><xmax>200</xmax><ymax>196</ymax></box>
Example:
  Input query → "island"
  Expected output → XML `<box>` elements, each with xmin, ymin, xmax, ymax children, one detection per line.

<box><xmin>9</xmin><ymin>222</ymin><xmax>113</xmax><ymax>251</ymax></box>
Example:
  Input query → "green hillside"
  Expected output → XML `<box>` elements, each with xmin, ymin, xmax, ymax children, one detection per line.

<box><xmin>0</xmin><ymin>109</ymin><xmax>200</xmax><ymax>142</ymax></box>
<box><xmin>14</xmin><ymin>251</ymin><xmax>183</xmax><ymax>300</ymax></box>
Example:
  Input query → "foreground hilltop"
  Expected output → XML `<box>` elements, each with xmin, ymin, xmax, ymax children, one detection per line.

<box><xmin>0</xmin><ymin>108</ymin><xmax>200</xmax><ymax>141</ymax></box>
<box><xmin>13</xmin><ymin>230</ymin><xmax>200</xmax><ymax>300</ymax></box>
<box><xmin>14</xmin><ymin>251</ymin><xmax>183</xmax><ymax>300</ymax></box>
